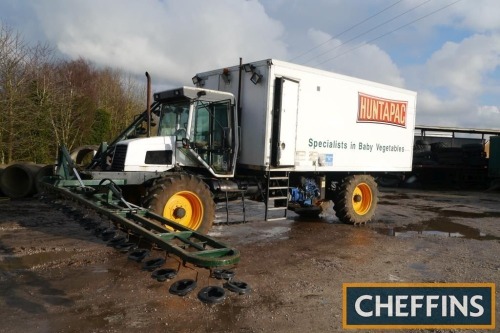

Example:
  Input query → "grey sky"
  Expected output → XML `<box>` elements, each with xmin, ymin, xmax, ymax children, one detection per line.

<box><xmin>2</xmin><ymin>0</ymin><xmax>500</xmax><ymax>129</ymax></box>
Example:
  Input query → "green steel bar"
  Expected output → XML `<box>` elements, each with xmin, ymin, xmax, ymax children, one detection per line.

<box><xmin>40</xmin><ymin>182</ymin><xmax>240</xmax><ymax>268</ymax></box>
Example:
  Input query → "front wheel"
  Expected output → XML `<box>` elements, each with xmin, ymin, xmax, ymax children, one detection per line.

<box><xmin>333</xmin><ymin>175</ymin><xmax>378</xmax><ymax>225</ymax></box>
<box><xmin>143</xmin><ymin>174</ymin><xmax>215</xmax><ymax>234</ymax></box>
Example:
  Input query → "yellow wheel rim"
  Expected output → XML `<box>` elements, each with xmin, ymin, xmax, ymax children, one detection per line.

<box><xmin>351</xmin><ymin>182</ymin><xmax>373</xmax><ymax>216</ymax></box>
<box><xmin>163</xmin><ymin>191</ymin><xmax>204</xmax><ymax>230</ymax></box>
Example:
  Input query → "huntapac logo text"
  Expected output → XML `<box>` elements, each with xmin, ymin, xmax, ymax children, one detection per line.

<box><xmin>357</xmin><ymin>93</ymin><xmax>407</xmax><ymax>128</ymax></box>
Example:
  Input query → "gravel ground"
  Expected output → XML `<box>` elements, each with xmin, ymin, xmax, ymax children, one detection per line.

<box><xmin>0</xmin><ymin>187</ymin><xmax>499</xmax><ymax>333</ymax></box>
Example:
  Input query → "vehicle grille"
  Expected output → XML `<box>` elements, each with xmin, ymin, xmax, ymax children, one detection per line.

<box><xmin>111</xmin><ymin>145</ymin><xmax>127</xmax><ymax>171</ymax></box>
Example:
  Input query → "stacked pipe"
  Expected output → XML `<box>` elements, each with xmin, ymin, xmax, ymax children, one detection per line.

<box><xmin>0</xmin><ymin>163</ymin><xmax>54</xmax><ymax>199</ymax></box>
<box><xmin>0</xmin><ymin>165</ymin><xmax>4</xmax><ymax>197</ymax></box>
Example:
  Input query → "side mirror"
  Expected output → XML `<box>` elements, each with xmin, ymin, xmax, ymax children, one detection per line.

<box><xmin>182</xmin><ymin>138</ymin><xmax>191</xmax><ymax>148</ymax></box>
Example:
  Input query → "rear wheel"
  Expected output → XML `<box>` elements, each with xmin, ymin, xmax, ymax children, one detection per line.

<box><xmin>143</xmin><ymin>174</ymin><xmax>215</xmax><ymax>234</ymax></box>
<box><xmin>333</xmin><ymin>175</ymin><xmax>377</xmax><ymax>225</ymax></box>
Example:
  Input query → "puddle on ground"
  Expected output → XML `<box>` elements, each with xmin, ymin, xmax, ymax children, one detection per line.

<box><xmin>374</xmin><ymin>218</ymin><xmax>500</xmax><ymax>240</ymax></box>
<box><xmin>0</xmin><ymin>252</ymin><xmax>71</xmax><ymax>270</ymax></box>
<box><xmin>412</xmin><ymin>205</ymin><xmax>500</xmax><ymax>219</ymax></box>
<box><xmin>209</xmin><ymin>225</ymin><xmax>291</xmax><ymax>244</ymax></box>
<box><xmin>446</xmin><ymin>210</ymin><xmax>500</xmax><ymax>218</ymax></box>
<box><xmin>380</xmin><ymin>193</ymin><xmax>411</xmax><ymax>200</ymax></box>
<box><xmin>378</xmin><ymin>200</ymin><xmax>400</xmax><ymax>206</ymax></box>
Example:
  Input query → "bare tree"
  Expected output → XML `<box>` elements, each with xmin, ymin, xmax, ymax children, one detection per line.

<box><xmin>95</xmin><ymin>68</ymin><xmax>145</xmax><ymax>141</ymax></box>
<box><xmin>20</xmin><ymin>42</ymin><xmax>56</xmax><ymax>162</ymax></box>
<box><xmin>0</xmin><ymin>23</ymin><xmax>146</xmax><ymax>164</ymax></box>
<box><xmin>0</xmin><ymin>23</ymin><xmax>30</xmax><ymax>164</ymax></box>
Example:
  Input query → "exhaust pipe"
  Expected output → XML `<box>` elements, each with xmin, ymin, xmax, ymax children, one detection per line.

<box><xmin>146</xmin><ymin>72</ymin><xmax>151</xmax><ymax>137</ymax></box>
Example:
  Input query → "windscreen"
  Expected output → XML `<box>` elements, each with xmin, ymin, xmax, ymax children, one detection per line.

<box><xmin>158</xmin><ymin>101</ymin><xmax>190</xmax><ymax>140</ymax></box>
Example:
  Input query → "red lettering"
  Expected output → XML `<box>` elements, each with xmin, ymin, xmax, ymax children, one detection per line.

<box><xmin>357</xmin><ymin>93</ymin><xmax>407</xmax><ymax>128</ymax></box>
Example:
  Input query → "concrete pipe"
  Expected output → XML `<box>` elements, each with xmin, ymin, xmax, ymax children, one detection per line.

<box><xmin>0</xmin><ymin>163</ymin><xmax>43</xmax><ymax>199</ymax></box>
<box><xmin>0</xmin><ymin>167</ymin><xmax>4</xmax><ymax>197</ymax></box>
<box><xmin>70</xmin><ymin>145</ymin><xmax>98</xmax><ymax>166</ymax></box>
<box><xmin>35</xmin><ymin>164</ymin><xmax>55</xmax><ymax>194</ymax></box>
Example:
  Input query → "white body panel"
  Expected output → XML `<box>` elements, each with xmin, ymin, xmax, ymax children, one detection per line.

<box><xmin>198</xmin><ymin>59</ymin><xmax>417</xmax><ymax>172</ymax></box>
<box><xmin>120</xmin><ymin>136</ymin><xmax>175</xmax><ymax>172</ymax></box>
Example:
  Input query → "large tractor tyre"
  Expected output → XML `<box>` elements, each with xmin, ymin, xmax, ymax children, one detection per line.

<box><xmin>333</xmin><ymin>175</ymin><xmax>378</xmax><ymax>225</ymax></box>
<box><xmin>143</xmin><ymin>174</ymin><xmax>215</xmax><ymax>234</ymax></box>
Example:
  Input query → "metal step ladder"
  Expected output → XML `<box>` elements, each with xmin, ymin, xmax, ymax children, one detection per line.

<box><xmin>222</xmin><ymin>189</ymin><xmax>246</xmax><ymax>224</ymax></box>
<box><xmin>264</xmin><ymin>169</ymin><xmax>290</xmax><ymax>221</ymax></box>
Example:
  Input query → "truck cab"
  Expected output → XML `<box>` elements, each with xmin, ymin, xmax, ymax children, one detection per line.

<box><xmin>155</xmin><ymin>87</ymin><xmax>238</xmax><ymax>177</ymax></box>
<box><xmin>108</xmin><ymin>87</ymin><xmax>238</xmax><ymax>180</ymax></box>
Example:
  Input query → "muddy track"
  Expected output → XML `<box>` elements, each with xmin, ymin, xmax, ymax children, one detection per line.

<box><xmin>1</xmin><ymin>188</ymin><xmax>499</xmax><ymax>332</ymax></box>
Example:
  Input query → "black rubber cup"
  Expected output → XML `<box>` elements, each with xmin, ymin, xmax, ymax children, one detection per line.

<box><xmin>151</xmin><ymin>268</ymin><xmax>177</xmax><ymax>282</ymax></box>
<box><xmin>142</xmin><ymin>257</ymin><xmax>166</xmax><ymax>271</ymax></box>
<box><xmin>127</xmin><ymin>249</ymin><xmax>149</xmax><ymax>262</ymax></box>
<box><xmin>224</xmin><ymin>280</ymin><xmax>251</xmax><ymax>295</ymax></box>
<box><xmin>169</xmin><ymin>279</ymin><xmax>197</xmax><ymax>296</ymax></box>
<box><xmin>107</xmin><ymin>236</ymin><xmax>126</xmax><ymax>247</ymax></box>
<box><xmin>114</xmin><ymin>242</ymin><xmax>137</xmax><ymax>253</ymax></box>
<box><xmin>212</xmin><ymin>269</ymin><xmax>235</xmax><ymax>280</ymax></box>
<box><xmin>198</xmin><ymin>286</ymin><xmax>226</xmax><ymax>304</ymax></box>
<box><xmin>101</xmin><ymin>229</ymin><xmax>116</xmax><ymax>241</ymax></box>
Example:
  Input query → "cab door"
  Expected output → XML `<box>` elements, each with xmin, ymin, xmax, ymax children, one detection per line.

<box><xmin>271</xmin><ymin>77</ymin><xmax>299</xmax><ymax>167</ymax></box>
<box><xmin>191</xmin><ymin>99</ymin><xmax>235</xmax><ymax>176</ymax></box>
